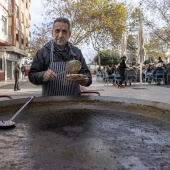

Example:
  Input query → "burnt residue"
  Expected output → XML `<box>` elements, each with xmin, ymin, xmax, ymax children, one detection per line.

<box><xmin>0</xmin><ymin>100</ymin><xmax>170</xmax><ymax>170</ymax></box>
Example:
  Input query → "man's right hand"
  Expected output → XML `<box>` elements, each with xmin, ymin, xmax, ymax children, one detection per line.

<box><xmin>43</xmin><ymin>69</ymin><xmax>57</xmax><ymax>81</ymax></box>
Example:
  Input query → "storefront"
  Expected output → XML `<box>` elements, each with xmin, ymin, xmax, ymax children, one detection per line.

<box><xmin>5</xmin><ymin>52</ymin><xmax>20</xmax><ymax>80</ymax></box>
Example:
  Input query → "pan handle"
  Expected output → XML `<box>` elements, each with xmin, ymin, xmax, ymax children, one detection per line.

<box><xmin>80</xmin><ymin>91</ymin><xmax>100</xmax><ymax>96</ymax></box>
<box><xmin>0</xmin><ymin>95</ymin><xmax>12</xmax><ymax>99</ymax></box>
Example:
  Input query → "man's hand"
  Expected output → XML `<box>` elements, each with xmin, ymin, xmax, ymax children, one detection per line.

<box><xmin>43</xmin><ymin>69</ymin><xmax>57</xmax><ymax>81</ymax></box>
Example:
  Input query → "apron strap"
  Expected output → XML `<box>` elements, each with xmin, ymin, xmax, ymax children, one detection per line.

<box><xmin>50</xmin><ymin>40</ymin><xmax>54</xmax><ymax>63</ymax></box>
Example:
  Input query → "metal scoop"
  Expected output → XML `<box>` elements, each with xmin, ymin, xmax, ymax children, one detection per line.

<box><xmin>0</xmin><ymin>96</ymin><xmax>35</xmax><ymax>127</ymax></box>
<box><xmin>58</xmin><ymin>60</ymin><xmax>82</xmax><ymax>75</ymax></box>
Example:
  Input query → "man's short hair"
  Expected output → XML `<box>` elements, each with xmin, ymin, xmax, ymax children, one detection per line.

<box><xmin>53</xmin><ymin>17</ymin><xmax>70</xmax><ymax>30</ymax></box>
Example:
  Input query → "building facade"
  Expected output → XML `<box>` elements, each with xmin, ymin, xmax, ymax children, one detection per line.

<box><xmin>0</xmin><ymin>0</ymin><xmax>31</xmax><ymax>80</ymax></box>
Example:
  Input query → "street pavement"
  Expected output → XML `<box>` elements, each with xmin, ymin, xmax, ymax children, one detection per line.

<box><xmin>0</xmin><ymin>76</ymin><xmax>170</xmax><ymax>104</ymax></box>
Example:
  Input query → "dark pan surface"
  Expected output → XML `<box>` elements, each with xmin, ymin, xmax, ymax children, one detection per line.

<box><xmin>0</xmin><ymin>96</ymin><xmax>170</xmax><ymax>170</ymax></box>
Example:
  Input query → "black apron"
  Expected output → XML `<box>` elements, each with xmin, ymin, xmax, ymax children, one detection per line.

<box><xmin>42</xmin><ymin>41</ymin><xmax>80</xmax><ymax>96</ymax></box>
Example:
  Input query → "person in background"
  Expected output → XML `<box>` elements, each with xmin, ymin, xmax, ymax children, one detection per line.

<box><xmin>146</xmin><ymin>64</ymin><xmax>152</xmax><ymax>73</ymax></box>
<box><xmin>117</xmin><ymin>55</ymin><xmax>128</xmax><ymax>88</ymax></box>
<box><xmin>158</xmin><ymin>56</ymin><xmax>163</xmax><ymax>63</ymax></box>
<box><xmin>28</xmin><ymin>17</ymin><xmax>92</xmax><ymax>96</ymax></box>
<box><xmin>96</xmin><ymin>66</ymin><xmax>104</xmax><ymax>82</ymax></box>
<box><xmin>96</xmin><ymin>66</ymin><xmax>103</xmax><ymax>74</ymax></box>
<box><xmin>164</xmin><ymin>63</ymin><xmax>170</xmax><ymax>84</ymax></box>
<box><xmin>149</xmin><ymin>62</ymin><xmax>165</xmax><ymax>85</ymax></box>
<box><xmin>13</xmin><ymin>63</ymin><xmax>21</xmax><ymax>91</ymax></box>
<box><xmin>104</xmin><ymin>65</ymin><xmax>113</xmax><ymax>78</ymax></box>
<box><xmin>111</xmin><ymin>64</ymin><xmax>117</xmax><ymax>74</ymax></box>
<box><xmin>21</xmin><ymin>64</ymin><xmax>26</xmax><ymax>79</ymax></box>
<box><xmin>143</xmin><ymin>64</ymin><xmax>153</xmax><ymax>83</ymax></box>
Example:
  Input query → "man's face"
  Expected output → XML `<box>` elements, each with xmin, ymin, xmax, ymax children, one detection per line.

<box><xmin>52</xmin><ymin>22</ymin><xmax>71</xmax><ymax>50</ymax></box>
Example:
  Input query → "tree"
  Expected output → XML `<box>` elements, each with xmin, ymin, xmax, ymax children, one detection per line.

<box><xmin>42</xmin><ymin>0</ymin><xmax>127</xmax><ymax>45</ymax></box>
<box><xmin>141</xmin><ymin>0</ymin><xmax>170</xmax><ymax>46</ymax></box>
<box><xmin>36</xmin><ymin>0</ymin><xmax>127</xmax><ymax>56</ymax></box>
<box><xmin>29</xmin><ymin>25</ymin><xmax>51</xmax><ymax>57</ymax></box>
<box><xmin>125</xmin><ymin>6</ymin><xmax>145</xmax><ymax>65</ymax></box>
<box><xmin>94</xmin><ymin>49</ymin><xmax>120</xmax><ymax>66</ymax></box>
<box><xmin>144</xmin><ymin>37</ymin><xmax>166</xmax><ymax>61</ymax></box>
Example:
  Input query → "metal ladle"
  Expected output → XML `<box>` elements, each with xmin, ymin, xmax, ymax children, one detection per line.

<box><xmin>0</xmin><ymin>96</ymin><xmax>35</xmax><ymax>127</ymax></box>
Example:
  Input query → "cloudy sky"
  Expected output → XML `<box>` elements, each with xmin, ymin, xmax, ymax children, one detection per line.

<box><xmin>30</xmin><ymin>0</ymin><xmax>45</xmax><ymax>32</ymax></box>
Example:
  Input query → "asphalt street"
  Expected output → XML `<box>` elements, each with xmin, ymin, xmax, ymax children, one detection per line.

<box><xmin>0</xmin><ymin>76</ymin><xmax>170</xmax><ymax>104</ymax></box>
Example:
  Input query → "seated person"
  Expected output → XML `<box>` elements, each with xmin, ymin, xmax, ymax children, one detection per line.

<box><xmin>149</xmin><ymin>63</ymin><xmax>165</xmax><ymax>84</ymax></box>
<box><xmin>96</xmin><ymin>66</ymin><xmax>103</xmax><ymax>75</ymax></box>
<box><xmin>96</xmin><ymin>66</ymin><xmax>104</xmax><ymax>81</ymax></box>
<box><xmin>111</xmin><ymin>64</ymin><xmax>117</xmax><ymax>74</ymax></box>
<box><xmin>164</xmin><ymin>63</ymin><xmax>170</xmax><ymax>84</ymax></box>
<box><xmin>104</xmin><ymin>65</ymin><xmax>114</xmax><ymax>79</ymax></box>
<box><xmin>145</xmin><ymin>63</ymin><xmax>153</xmax><ymax>76</ymax></box>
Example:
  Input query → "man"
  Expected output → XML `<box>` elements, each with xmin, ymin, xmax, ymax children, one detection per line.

<box><xmin>21</xmin><ymin>64</ymin><xmax>26</xmax><ymax>79</ymax></box>
<box><xmin>13</xmin><ymin>63</ymin><xmax>21</xmax><ymax>91</ymax></box>
<box><xmin>28</xmin><ymin>17</ymin><xmax>92</xmax><ymax>96</ymax></box>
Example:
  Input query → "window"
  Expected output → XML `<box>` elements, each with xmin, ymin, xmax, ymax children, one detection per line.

<box><xmin>16</xmin><ymin>33</ymin><xmax>19</xmax><ymax>41</ymax></box>
<box><xmin>21</xmin><ymin>38</ymin><xmax>24</xmax><ymax>44</ymax></box>
<box><xmin>16</xmin><ymin>5</ymin><xmax>19</xmax><ymax>18</ymax></box>
<box><xmin>0</xmin><ymin>58</ymin><xmax>2</xmax><ymax>70</ymax></box>
<box><xmin>2</xmin><ymin>16</ymin><xmax>7</xmax><ymax>34</ymax></box>
<box><xmin>21</xmin><ymin>34</ymin><xmax>24</xmax><ymax>44</ymax></box>
<box><xmin>25</xmin><ymin>37</ymin><xmax>29</xmax><ymax>47</ymax></box>
<box><xmin>26</xmin><ymin>18</ymin><xmax>29</xmax><ymax>27</ymax></box>
<box><xmin>21</xmin><ymin>12</ymin><xmax>24</xmax><ymax>23</ymax></box>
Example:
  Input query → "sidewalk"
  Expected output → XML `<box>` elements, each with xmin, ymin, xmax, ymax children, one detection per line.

<box><xmin>0</xmin><ymin>77</ymin><xmax>28</xmax><ymax>88</ymax></box>
<box><xmin>0</xmin><ymin>76</ymin><xmax>170</xmax><ymax>104</ymax></box>
<box><xmin>0</xmin><ymin>79</ymin><xmax>14</xmax><ymax>87</ymax></box>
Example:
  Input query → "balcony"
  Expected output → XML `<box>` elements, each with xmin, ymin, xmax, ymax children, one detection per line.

<box><xmin>7</xmin><ymin>34</ymin><xmax>12</xmax><ymax>44</ymax></box>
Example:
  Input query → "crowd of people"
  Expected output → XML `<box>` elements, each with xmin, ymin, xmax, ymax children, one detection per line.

<box><xmin>96</xmin><ymin>56</ymin><xmax>170</xmax><ymax>87</ymax></box>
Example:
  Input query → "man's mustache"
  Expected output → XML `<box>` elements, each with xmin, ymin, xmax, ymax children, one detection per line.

<box><xmin>57</xmin><ymin>38</ymin><xmax>65</xmax><ymax>41</ymax></box>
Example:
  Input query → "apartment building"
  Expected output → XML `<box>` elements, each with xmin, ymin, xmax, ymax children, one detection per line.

<box><xmin>0</xmin><ymin>0</ymin><xmax>31</xmax><ymax>80</ymax></box>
